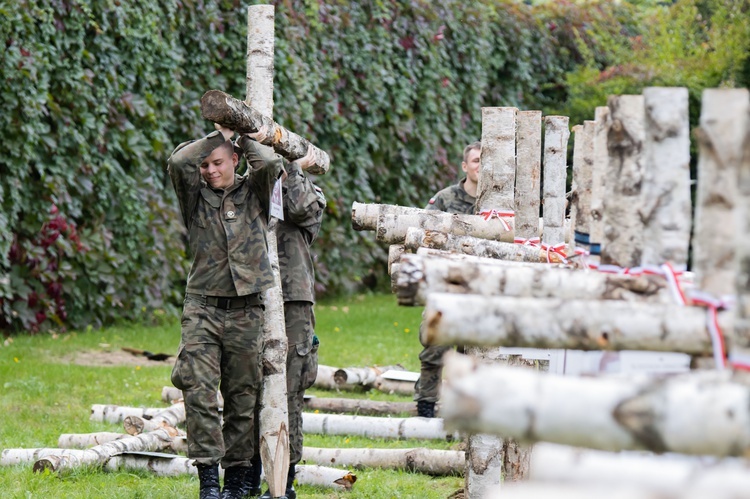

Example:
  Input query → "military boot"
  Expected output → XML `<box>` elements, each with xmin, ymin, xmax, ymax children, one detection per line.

<box><xmin>417</xmin><ymin>400</ymin><xmax>435</xmax><ymax>418</ymax></box>
<box><xmin>260</xmin><ymin>465</ymin><xmax>296</xmax><ymax>499</ymax></box>
<box><xmin>221</xmin><ymin>466</ymin><xmax>251</xmax><ymax>499</ymax></box>
<box><xmin>245</xmin><ymin>460</ymin><xmax>263</xmax><ymax>497</ymax></box>
<box><xmin>196</xmin><ymin>464</ymin><xmax>221</xmax><ymax>499</ymax></box>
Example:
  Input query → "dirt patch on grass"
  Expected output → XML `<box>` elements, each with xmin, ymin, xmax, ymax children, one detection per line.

<box><xmin>59</xmin><ymin>349</ymin><xmax>175</xmax><ymax>367</ymax></box>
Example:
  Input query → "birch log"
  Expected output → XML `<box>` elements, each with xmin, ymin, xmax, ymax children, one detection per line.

<box><xmin>441</xmin><ymin>351</ymin><xmax>750</xmax><ymax>457</ymax></box>
<box><xmin>691</xmin><ymin>88</ymin><xmax>749</xmax><ymax>296</ymax></box>
<box><xmin>477</xmin><ymin>107</ymin><xmax>516</xmax><ymax>212</ymax></box>
<box><xmin>589</xmin><ymin>106</ymin><xmax>611</xmax><ymax>259</ymax></box>
<box><xmin>33</xmin><ymin>428</ymin><xmax>175</xmax><ymax>473</ymax></box>
<box><xmin>123</xmin><ymin>402</ymin><xmax>186</xmax><ymax>436</ymax></box>
<box><xmin>396</xmin><ymin>253</ymin><xmax>667</xmax><ymax>307</ymax></box>
<box><xmin>423</xmin><ymin>294</ymin><xmax>723</xmax><ymax>354</ymax></box>
<box><xmin>161</xmin><ymin>386</ymin><xmax>184</xmax><ymax>403</ymax></box>
<box><xmin>249</xmin><ymin>8</ymin><xmax>289</xmax><ymax>496</ymax></box>
<box><xmin>302</xmin><ymin>413</ymin><xmax>457</xmax><ymax>440</ymax></box>
<box><xmin>601</xmin><ymin>95</ymin><xmax>645</xmax><ymax>268</ymax></box>
<box><xmin>302</xmin><ymin>447</ymin><xmax>463</xmax><ymax>476</ymax></box>
<box><xmin>390</xmin><ymin>263</ymin><xmax>400</xmax><ymax>293</ymax></box>
<box><xmin>314</xmin><ymin>365</ymin><xmax>339</xmax><ymax>390</ymax></box>
<box><xmin>303</xmin><ymin>397</ymin><xmax>418</xmax><ymax>416</ymax></box>
<box><xmin>403</xmin><ymin>228</ymin><xmax>564</xmax><ymax>263</ymax></box>
<box><xmin>570</xmin><ymin>121</ymin><xmax>595</xmax><ymax>256</ymax></box>
<box><xmin>90</xmin><ymin>405</ymin><xmax>163</xmax><ymax>424</ymax></box>
<box><xmin>514</xmin><ymin>111</ymin><xmax>543</xmax><ymax>240</ymax></box>
<box><xmin>199</xmin><ymin>90</ymin><xmax>329</xmax><ymax>175</ymax></box>
<box><xmin>371</xmin><ymin>377</ymin><xmax>415</xmax><ymax>396</ymax></box>
<box><xmin>531</xmin><ymin>442</ymin><xmax>750</xmax><ymax>494</ymax></box>
<box><xmin>376</xmin><ymin>212</ymin><xmax>515</xmax><ymax>245</ymax></box>
<box><xmin>483</xmin><ymin>483</ymin><xmax>736</xmax><ymax>499</ymax></box>
<box><xmin>58</xmin><ymin>432</ymin><xmax>128</xmax><ymax>449</ymax></box>
<box><xmin>333</xmin><ymin>365</ymin><xmax>407</xmax><ymax>387</ymax></box>
<box><xmin>295</xmin><ymin>465</ymin><xmax>357</xmax><ymax>490</ymax></box>
<box><xmin>388</xmin><ymin>244</ymin><xmax>406</xmax><ymax>274</ymax></box>
<box><xmin>640</xmin><ymin>87</ymin><xmax>692</xmax><ymax>267</ymax></box>
<box><xmin>733</xmin><ymin>90</ymin><xmax>750</xmax><ymax>360</ymax></box>
<box><xmin>541</xmin><ymin>116</ymin><xmax>570</xmax><ymax>246</ymax></box>
<box><xmin>351</xmin><ymin>202</ymin><xmax>426</xmax><ymax>231</ymax></box>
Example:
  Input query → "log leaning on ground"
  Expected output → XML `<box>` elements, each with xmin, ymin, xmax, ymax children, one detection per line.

<box><xmin>124</xmin><ymin>401</ymin><xmax>186</xmax><ymax>435</ymax></box>
<box><xmin>199</xmin><ymin>89</ymin><xmax>329</xmax><ymax>175</ymax></box>
<box><xmin>302</xmin><ymin>447</ymin><xmax>464</xmax><ymax>476</ymax></box>
<box><xmin>90</xmin><ymin>405</ymin><xmax>163</xmax><ymax>424</ymax></box>
<box><xmin>376</xmin><ymin>212</ymin><xmax>515</xmax><ymax>245</ymax></box>
<box><xmin>302</xmin><ymin>413</ymin><xmax>457</xmax><ymax>440</ymax></box>
<box><xmin>514</xmin><ymin>110</ymin><xmax>543</xmax><ymax>240</ymax></box>
<box><xmin>57</xmin><ymin>432</ymin><xmax>128</xmax><ymax>449</ymax></box>
<box><xmin>396</xmin><ymin>252</ymin><xmax>668</xmax><ymax>307</ymax></box>
<box><xmin>440</xmin><ymin>352</ymin><xmax>750</xmax><ymax>457</ymax></box>
<box><xmin>477</xmin><ymin>107</ymin><xmax>516</xmax><ymax>212</ymax></box>
<box><xmin>423</xmin><ymin>293</ymin><xmax>723</xmax><ymax>354</ymax></box>
<box><xmin>303</xmin><ymin>397</ymin><xmax>418</xmax><ymax>416</ymax></box>
<box><xmin>402</xmin><ymin>228</ymin><xmax>564</xmax><ymax>263</ymax></box>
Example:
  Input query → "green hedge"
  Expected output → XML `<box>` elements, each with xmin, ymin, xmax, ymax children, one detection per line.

<box><xmin>1</xmin><ymin>0</ymin><xmax>637</xmax><ymax>333</ymax></box>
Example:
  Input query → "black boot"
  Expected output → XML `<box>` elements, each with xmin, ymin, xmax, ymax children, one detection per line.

<box><xmin>244</xmin><ymin>460</ymin><xmax>263</xmax><ymax>497</ymax></box>
<box><xmin>260</xmin><ymin>465</ymin><xmax>296</xmax><ymax>499</ymax></box>
<box><xmin>221</xmin><ymin>466</ymin><xmax>251</xmax><ymax>499</ymax></box>
<box><xmin>196</xmin><ymin>464</ymin><xmax>221</xmax><ymax>499</ymax></box>
<box><xmin>417</xmin><ymin>400</ymin><xmax>436</xmax><ymax>418</ymax></box>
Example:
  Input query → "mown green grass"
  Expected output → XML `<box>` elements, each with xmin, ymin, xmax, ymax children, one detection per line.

<box><xmin>0</xmin><ymin>293</ymin><xmax>462</xmax><ymax>498</ymax></box>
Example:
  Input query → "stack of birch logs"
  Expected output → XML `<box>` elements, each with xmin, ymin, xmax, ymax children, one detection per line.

<box><xmin>353</xmin><ymin>87</ymin><xmax>750</xmax><ymax>498</ymax></box>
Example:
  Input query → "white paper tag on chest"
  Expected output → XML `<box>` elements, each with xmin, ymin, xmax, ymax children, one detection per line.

<box><xmin>269</xmin><ymin>178</ymin><xmax>284</xmax><ymax>220</ymax></box>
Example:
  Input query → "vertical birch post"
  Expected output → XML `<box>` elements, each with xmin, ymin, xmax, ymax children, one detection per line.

<box><xmin>640</xmin><ymin>87</ymin><xmax>691</xmax><ymax>267</ymax></box>
<box><xmin>248</xmin><ymin>6</ymin><xmax>290</xmax><ymax>497</ymax></box>
<box><xmin>515</xmin><ymin>111</ymin><xmax>542</xmax><ymax>241</ymax></box>
<box><xmin>601</xmin><ymin>95</ymin><xmax>646</xmax><ymax>268</ymax></box>
<box><xmin>691</xmin><ymin>89</ymin><xmax>748</xmax><ymax>297</ymax></box>
<box><xmin>569</xmin><ymin>121</ymin><xmax>594</xmax><ymax>256</ymax></box>
<box><xmin>541</xmin><ymin>116</ymin><xmax>570</xmax><ymax>247</ymax></box>
<box><xmin>589</xmin><ymin>106</ymin><xmax>611</xmax><ymax>264</ymax></box>
<box><xmin>464</xmin><ymin>108</ymin><xmax>516</xmax><ymax>498</ymax></box>
<box><xmin>733</xmin><ymin>89</ymin><xmax>750</xmax><ymax>365</ymax></box>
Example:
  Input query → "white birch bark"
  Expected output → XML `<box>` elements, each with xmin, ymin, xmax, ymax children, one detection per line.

<box><xmin>376</xmin><ymin>212</ymin><xmax>515</xmax><ymax>245</ymax></box>
<box><xmin>589</xmin><ymin>106</ymin><xmax>611</xmax><ymax>260</ymax></box>
<box><xmin>333</xmin><ymin>365</ymin><xmax>408</xmax><ymax>387</ymax></box>
<box><xmin>441</xmin><ymin>351</ymin><xmax>750</xmax><ymax>456</ymax></box>
<box><xmin>161</xmin><ymin>386</ymin><xmax>184</xmax><ymax>404</ymax></box>
<box><xmin>515</xmin><ymin>110</ymin><xmax>543</xmax><ymax>240</ymax></box>
<box><xmin>542</xmin><ymin>116</ymin><xmax>570</xmax><ymax>246</ymax></box>
<box><xmin>32</xmin><ymin>428</ymin><xmax>175</xmax><ymax>473</ymax></box>
<box><xmin>294</xmin><ymin>465</ymin><xmax>357</xmax><ymax>490</ymax></box>
<box><xmin>640</xmin><ymin>87</ymin><xmax>692</xmax><ymax>267</ymax></box>
<box><xmin>351</xmin><ymin>202</ymin><xmax>426</xmax><ymax>231</ymax></box>
<box><xmin>482</xmin><ymin>483</ymin><xmax>736</xmax><ymax>499</ymax></box>
<box><xmin>388</xmin><ymin>244</ymin><xmax>406</xmax><ymax>275</ymax></box>
<box><xmin>396</xmin><ymin>253</ymin><xmax>667</xmax><ymax>307</ymax></box>
<box><xmin>248</xmin><ymin>8</ymin><xmax>289</xmax><ymax>495</ymax></box>
<box><xmin>314</xmin><ymin>365</ymin><xmax>339</xmax><ymax>390</ymax></box>
<box><xmin>414</xmin><ymin>246</ymin><xmax>555</xmax><ymax>268</ymax></box>
<box><xmin>601</xmin><ymin>95</ymin><xmax>646</xmax><ymax>268</ymax></box>
<box><xmin>371</xmin><ymin>377</ymin><xmax>415</xmax><ymax>396</ymax></box>
<box><xmin>570</xmin><ymin>121</ymin><xmax>595</xmax><ymax>255</ymax></box>
<box><xmin>424</xmin><ymin>293</ymin><xmax>723</xmax><ymax>354</ymax></box>
<box><xmin>691</xmin><ymin>88</ymin><xmax>749</xmax><ymax>296</ymax></box>
<box><xmin>303</xmin><ymin>397</ymin><xmax>418</xmax><ymax>416</ymax></box>
<box><xmin>531</xmin><ymin>442</ymin><xmax>750</xmax><ymax>494</ymax></box>
<box><xmin>123</xmin><ymin>404</ymin><xmax>185</xmax><ymax>436</ymax></box>
<box><xmin>477</xmin><ymin>107</ymin><xmax>516</xmax><ymax>212</ymax></box>
<box><xmin>733</xmin><ymin>90</ymin><xmax>750</xmax><ymax>358</ymax></box>
<box><xmin>57</xmin><ymin>432</ymin><xmax>128</xmax><ymax>449</ymax></box>
<box><xmin>302</xmin><ymin>413</ymin><xmax>457</xmax><ymax>440</ymax></box>
<box><xmin>403</xmin><ymin>228</ymin><xmax>562</xmax><ymax>263</ymax></box>
<box><xmin>301</xmin><ymin>447</ymin><xmax>463</xmax><ymax>476</ymax></box>
<box><xmin>90</xmin><ymin>405</ymin><xmax>163</xmax><ymax>424</ymax></box>
<box><xmin>389</xmin><ymin>263</ymin><xmax>400</xmax><ymax>293</ymax></box>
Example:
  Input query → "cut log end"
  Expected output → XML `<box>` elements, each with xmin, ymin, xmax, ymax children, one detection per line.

<box><xmin>334</xmin><ymin>473</ymin><xmax>358</xmax><ymax>490</ymax></box>
<box><xmin>33</xmin><ymin>457</ymin><xmax>58</xmax><ymax>473</ymax></box>
<box><xmin>200</xmin><ymin>90</ymin><xmax>231</xmax><ymax>122</ymax></box>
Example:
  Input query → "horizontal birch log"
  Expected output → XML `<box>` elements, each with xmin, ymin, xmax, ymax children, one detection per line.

<box><xmin>397</xmin><ymin>253</ymin><xmax>667</xmax><ymax>307</ymax></box>
<box><xmin>403</xmin><ymin>228</ymin><xmax>564</xmax><ymax>263</ymax></box>
<box><xmin>33</xmin><ymin>428</ymin><xmax>175</xmax><ymax>473</ymax></box>
<box><xmin>302</xmin><ymin>446</ymin><xmax>463</xmax><ymax>476</ymax></box>
<box><xmin>161</xmin><ymin>386</ymin><xmax>184</xmax><ymax>403</ymax></box>
<box><xmin>414</xmin><ymin>246</ymin><xmax>553</xmax><ymax>267</ymax></box>
<box><xmin>334</xmin><ymin>365</ymin><xmax>406</xmax><ymax>387</ymax></box>
<box><xmin>388</xmin><ymin>244</ymin><xmax>406</xmax><ymax>275</ymax></box>
<box><xmin>295</xmin><ymin>464</ymin><xmax>357</xmax><ymax>490</ymax></box>
<box><xmin>124</xmin><ymin>402</ymin><xmax>186</xmax><ymax>435</ymax></box>
<box><xmin>531</xmin><ymin>442</ymin><xmax>750</xmax><ymax>494</ymax></box>
<box><xmin>90</xmin><ymin>405</ymin><xmax>164</xmax><ymax>424</ymax></box>
<box><xmin>200</xmin><ymin>90</ymin><xmax>329</xmax><ymax>175</ymax></box>
<box><xmin>315</xmin><ymin>365</ymin><xmax>339</xmax><ymax>390</ymax></box>
<box><xmin>58</xmin><ymin>432</ymin><xmax>128</xmax><ymax>449</ymax></box>
<box><xmin>377</xmin><ymin>213</ymin><xmax>515</xmax><ymax>245</ymax></box>
<box><xmin>351</xmin><ymin>202</ymin><xmax>426</xmax><ymax>231</ymax></box>
<box><xmin>371</xmin><ymin>377</ymin><xmax>415</xmax><ymax>396</ymax></box>
<box><xmin>302</xmin><ymin>413</ymin><xmax>458</xmax><ymax>440</ymax></box>
<box><xmin>441</xmin><ymin>352</ymin><xmax>750</xmax><ymax>457</ymax></box>
<box><xmin>424</xmin><ymin>294</ymin><xmax>721</xmax><ymax>354</ymax></box>
<box><xmin>483</xmin><ymin>483</ymin><xmax>734</xmax><ymax>499</ymax></box>
<box><xmin>304</xmin><ymin>397</ymin><xmax>418</xmax><ymax>416</ymax></box>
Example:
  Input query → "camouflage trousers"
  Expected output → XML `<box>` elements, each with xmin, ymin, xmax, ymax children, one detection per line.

<box><xmin>171</xmin><ymin>294</ymin><xmax>264</xmax><ymax>468</ymax></box>
<box><xmin>414</xmin><ymin>320</ymin><xmax>462</xmax><ymax>403</ymax></box>
<box><xmin>254</xmin><ymin>301</ymin><xmax>318</xmax><ymax>467</ymax></box>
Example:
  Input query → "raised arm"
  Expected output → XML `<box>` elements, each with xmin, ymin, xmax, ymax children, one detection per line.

<box><xmin>283</xmin><ymin>159</ymin><xmax>326</xmax><ymax>244</ymax></box>
<box><xmin>236</xmin><ymin>134</ymin><xmax>284</xmax><ymax>217</ymax></box>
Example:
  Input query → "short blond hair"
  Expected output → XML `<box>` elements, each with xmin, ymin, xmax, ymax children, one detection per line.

<box><xmin>462</xmin><ymin>141</ymin><xmax>481</xmax><ymax>163</ymax></box>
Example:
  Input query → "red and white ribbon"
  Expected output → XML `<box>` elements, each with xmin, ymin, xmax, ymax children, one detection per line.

<box><xmin>515</xmin><ymin>237</ymin><xmax>568</xmax><ymax>263</ymax></box>
<box><xmin>479</xmin><ymin>209</ymin><xmax>514</xmax><ymax>232</ymax></box>
<box><xmin>688</xmin><ymin>291</ymin><xmax>734</xmax><ymax>370</ymax></box>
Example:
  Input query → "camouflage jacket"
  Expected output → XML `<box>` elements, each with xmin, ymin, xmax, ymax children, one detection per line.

<box><xmin>168</xmin><ymin>131</ymin><xmax>283</xmax><ymax>297</ymax></box>
<box><xmin>425</xmin><ymin>178</ymin><xmax>476</xmax><ymax>215</ymax></box>
<box><xmin>276</xmin><ymin>161</ymin><xmax>325</xmax><ymax>303</ymax></box>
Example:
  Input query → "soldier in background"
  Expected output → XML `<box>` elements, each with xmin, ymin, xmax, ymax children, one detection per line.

<box><xmin>243</xmin><ymin>150</ymin><xmax>325</xmax><ymax>499</ymax></box>
<box><xmin>415</xmin><ymin>141</ymin><xmax>480</xmax><ymax>418</ymax></box>
<box><xmin>167</xmin><ymin>126</ymin><xmax>282</xmax><ymax>499</ymax></box>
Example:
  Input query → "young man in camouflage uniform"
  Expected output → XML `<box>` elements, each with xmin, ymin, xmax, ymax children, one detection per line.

<box><xmin>244</xmin><ymin>151</ymin><xmax>325</xmax><ymax>499</ymax></box>
<box><xmin>168</xmin><ymin>126</ymin><xmax>283</xmax><ymax>499</ymax></box>
<box><xmin>415</xmin><ymin>141</ymin><xmax>480</xmax><ymax>418</ymax></box>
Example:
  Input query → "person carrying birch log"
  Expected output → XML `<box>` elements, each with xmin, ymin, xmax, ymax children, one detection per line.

<box><xmin>167</xmin><ymin>125</ymin><xmax>282</xmax><ymax>499</ymax></box>
<box><xmin>242</xmin><ymin>147</ymin><xmax>326</xmax><ymax>499</ymax></box>
<box><xmin>414</xmin><ymin>142</ymin><xmax>480</xmax><ymax>418</ymax></box>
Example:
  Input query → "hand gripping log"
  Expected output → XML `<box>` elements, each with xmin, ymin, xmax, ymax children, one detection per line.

<box><xmin>200</xmin><ymin>89</ymin><xmax>330</xmax><ymax>175</ymax></box>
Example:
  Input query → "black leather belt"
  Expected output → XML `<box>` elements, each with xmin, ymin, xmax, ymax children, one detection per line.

<box><xmin>188</xmin><ymin>293</ymin><xmax>262</xmax><ymax>309</ymax></box>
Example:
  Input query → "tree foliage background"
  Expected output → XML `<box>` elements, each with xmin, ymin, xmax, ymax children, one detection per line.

<box><xmin>1</xmin><ymin>0</ymin><xmax>748</xmax><ymax>333</ymax></box>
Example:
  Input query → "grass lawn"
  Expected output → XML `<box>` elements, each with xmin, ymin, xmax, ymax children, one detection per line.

<box><xmin>0</xmin><ymin>293</ymin><xmax>463</xmax><ymax>498</ymax></box>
